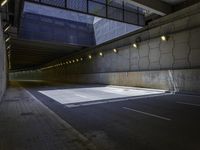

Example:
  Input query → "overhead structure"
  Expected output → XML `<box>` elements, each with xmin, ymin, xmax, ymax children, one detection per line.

<box><xmin>24</xmin><ymin>0</ymin><xmax>145</xmax><ymax>26</ymax></box>
<box><xmin>2</xmin><ymin>0</ymin><xmax>199</xmax><ymax>71</ymax></box>
<box><xmin>126</xmin><ymin>0</ymin><xmax>172</xmax><ymax>16</ymax></box>
<box><xmin>10</xmin><ymin>38</ymin><xmax>85</xmax><ymax>71</ymax></box>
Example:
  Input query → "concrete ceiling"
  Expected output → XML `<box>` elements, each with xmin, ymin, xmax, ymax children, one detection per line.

<box><xmin>161</xmin><ymin>0</ymin><xmax>187</xmax><ymax>5</ymax></box>
<box><xmin>127</xmin><ymin>0</ymin><xmax>190</xmax><ymax>16</ymax></box>
<box><xmin>9</xmin><ymin>38</ymin><xmax>85</xmax><ymax>71</ymax></box>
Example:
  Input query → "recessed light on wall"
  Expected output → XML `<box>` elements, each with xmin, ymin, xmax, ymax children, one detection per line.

<box><xmin>161</xmin><ymin>35</ymin><xmax>169</xmax><ymax>41</ymax></box>
<box><xmin>99</xmin><ymin>52</ymin><xmax>103</xmax><ymax>56</ymax></box>
<box><xmin>72</xmin><ymin>60</ymin><xmax>75</xmax><ymax>63</ymax></box>
<box><xmin>133</xmin><ymin>43</ymin><xmax>138</xmax><ymax>48</ymax></box>
<box><xmin>113</xmin><ymin>48</ymin><xmax>117</xmax><ymax>53</ymax></box>
<box><xmin>1</xmin><ymin>0</ymin><xmax>8</xmax><ymax>7</ymax></box>
<box><xmin>7</xmin><ymin>45</ymin><xmax>11</xmax><ymax>49</ymax></box>
<box><xmin>69</xmin><ymin>61</ymin><xmax>72</xmax><ymax>64</ymax></box>
<box><xmin>5</xmin><ymin>37</ymin><xmax>10</xmax><ymax>42</ymax></box>
<box><xmin>133</xmin><ymin>37</ymin><xmax>141</xmax><ymax>48</ymax></box>
<box><xmin>4</xmin><ymin>25</ymin><xmax>10</xmax><ymax>32</ymax></box>
<box><xmin>80</xmin><ymin>58</ymin><xmax>83</xmax><ymax>61</ymax></box>
<box><xmin>76</xmin><ymin>59</ymin><xmax>79</xmax><ymax>62</ymax></box>
<box><xmin>88</xmin><ymin>55</ymin><xmax>92</xmax><ymax>59</ymax></box>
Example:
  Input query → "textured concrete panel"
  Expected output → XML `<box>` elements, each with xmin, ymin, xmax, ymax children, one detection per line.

<box><xmin>160</xmin><ymin>53</ymin><xmax>173</xmax><ymax>68</ymax></box>
<box><xmin>190</xmin><ymin>28</ymin><xmax>200</xmax><ymax>49</ymax></box>
<box><xmin>173</xmin><ymin>17</ymin><xmax>189</xmax><ymax>31</ymax></box>
<box><xmin>130</xmin><ymin>46</ymin><xmax>139</xmax><ymax>70</ymax></box>
<box><xmin>160</xmin><ymin>22</ymin><xmax>174</xmax><ymax>35</ymax></box>
<box><xmin>190</xmin><ymin>49</ymin><xmax>200</xmax><ymax>67</ymax></box>
<box><xmin>139</xmin><ymin>57</ymin><xmax>149</xmax><ymax>70</ymax></box>
<box><xmin>160</xmin><ymin>38</ymin><xmax>173</xmax><ymax>53</ymax></box>
<box><xmin>149</xmin><ymin>48</ymin><xmax>160</xmax><ymax>62</ymax></box>
<box><xmin>188</xmin><ymin>13</ymin><xmax>200</xmax><ymax>27</ymax></box>
<box><xmin>149</xmin><ymin>62</ymin><xmax>160</xmax><ymax>70</ymax></box>
<box><xmin>174</xmin><ymin>31</ymin><xmax>189</xmax><ymax>44</ymax></box>
<box><xmin>149</xmin><ymin>38</ymin><xmax>160</xmax><ymax>49</ymax></box>
<box><xmin>137</xmin><ymin>31</ymin><xmax>150</xmax><ymax>41</ymax></box>
<box><xmin>117</xmin><ymin>47</ymin><xmax>130</xmax><ymax>71</ymax></box>
<box><xmin>130</xmin><ymin>46</ymin><xmax>139</xmax><ymax>58</ymax></box>
<box><xmin>130</xmin><ymin>58</ymin><xmax>139</xmax><ymax>70</ymax></box>
<box><xmin>173</xmin><ymin>69</ymin><xmax>200</xmax><ymax>92</ymax></box>
<box><xmin>173</xmin><ymin>59</ymin><xmax>190</xmax><ymax>68</ymax></box>
<box><xmin>173</xmin><ymin>43</ymin><xmax>189</xmax><ymax>59</ymax></box>
<box><xmin>149</xmin><ymin>27</ymin><xmax>160</xmax><ymax>38</ymax></box>
<box><xmin>139</xmin><ymin>41</ymin><xmax>149</xmax><ymax>57</ymax></box>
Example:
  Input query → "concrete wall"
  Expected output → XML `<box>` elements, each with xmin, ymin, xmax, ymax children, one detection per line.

<box><xmin>10</xmin><ymin>3</ymin><xmax>200</xmax><ymax>93</ymax></box>
<box><xmin>21</xmin><ymin>2</ymin><xmax>96</xmax><ymax>46</ymax></box>
<box><xmin>20</xmin><ymin>13</ymin><xmax>95</xmax><ymax>46</ymax></box>
<box><xmin>24</xmin><ymin>2</ymin><xmax>95</xmax><ymax>24</ymax></box>
<box><xmin>11</xmin><ymin>69</ymin><xmax>200</xmax><ymax>93</ymax></box>
<box><xmin>0</xmin><ymin>15</ymin><xmax>7</xmax><ymax>101</ymax></box>
<box><xmin>94</xmin><ymin>18</ymin><xmax>140</xmax><ymax>45</ymax></box>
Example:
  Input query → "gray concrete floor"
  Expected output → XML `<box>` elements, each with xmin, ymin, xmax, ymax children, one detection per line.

<box><xmin>0</xmin><ymin>82</ymin><xmax>96</xmax><ymax>150</ymax></box>
<box><xmin>1</xmin><ymin>80</ymin><xmax>200</xmax><ymax>150</ymax></box>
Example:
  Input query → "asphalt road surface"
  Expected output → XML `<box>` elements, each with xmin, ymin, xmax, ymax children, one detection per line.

<box><xmin>18</xmin><ymin>80</ymin><xmax>200</xmax><ymax>150</ymax></box>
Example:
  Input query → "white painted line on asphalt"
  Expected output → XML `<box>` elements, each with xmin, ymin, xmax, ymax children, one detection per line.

<box><xmin>176</xmin><ymin>102</ymin><xmax>200</xmax><ymax>107</ymax></box>
<box><xmin>123</xmin><ymin>107</ymin><xmax>171</xmax><ymax>121</ymax></box>
<box><xmin>75</xmin><ymin>94</ymin><xmax>89</xmax><ymax>99</ymax></box>
<box><xmin>66</xmin><ymin>93</ymin><xmax>172</xmax><ymax>108</ymax></box>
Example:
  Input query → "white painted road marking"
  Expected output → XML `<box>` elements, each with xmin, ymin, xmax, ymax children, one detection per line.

<box><xmin>66</xmin><ymin>93</ymin><xmax>171</xmax><ymax>108</ymax></box>
<box><xmin>176</xmin><ymin>102</ymin><xmax>200</xmax><ymax>107</ymax></box>
<box><xmin>75</xmin><ymin>94</ymin><xmax>89</xmax><ymax>99</ymax></box>
<box><xmin>123</xmin><ymin>107</ymin><xmax>171</xmax><ymax>121</ymax></box>
<box><xmin>39</xmin><ymin>86</ymin><xmax>167</xmax><ymax>105</ymax></box>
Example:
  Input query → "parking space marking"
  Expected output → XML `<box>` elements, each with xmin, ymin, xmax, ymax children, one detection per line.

<box><xmin>176</xmin><ymin>102</ymin><xmax>200</xmax><ymax>107</ymax></box>
<box><xmin>123</xmin><ymin>107</ymin><xmax>171</xmax><ymax>121</ymax></box>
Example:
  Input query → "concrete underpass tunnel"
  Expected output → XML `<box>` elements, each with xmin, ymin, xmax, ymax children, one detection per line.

<box><xmin>0</xmin><ymin>0</ymin><xmax>200</xmax><ymax>149</ymax></box>
<box><xmin>0</xmin><ymin>0</ymin><xmax>200</xmax><ymax>98</ymax></box>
